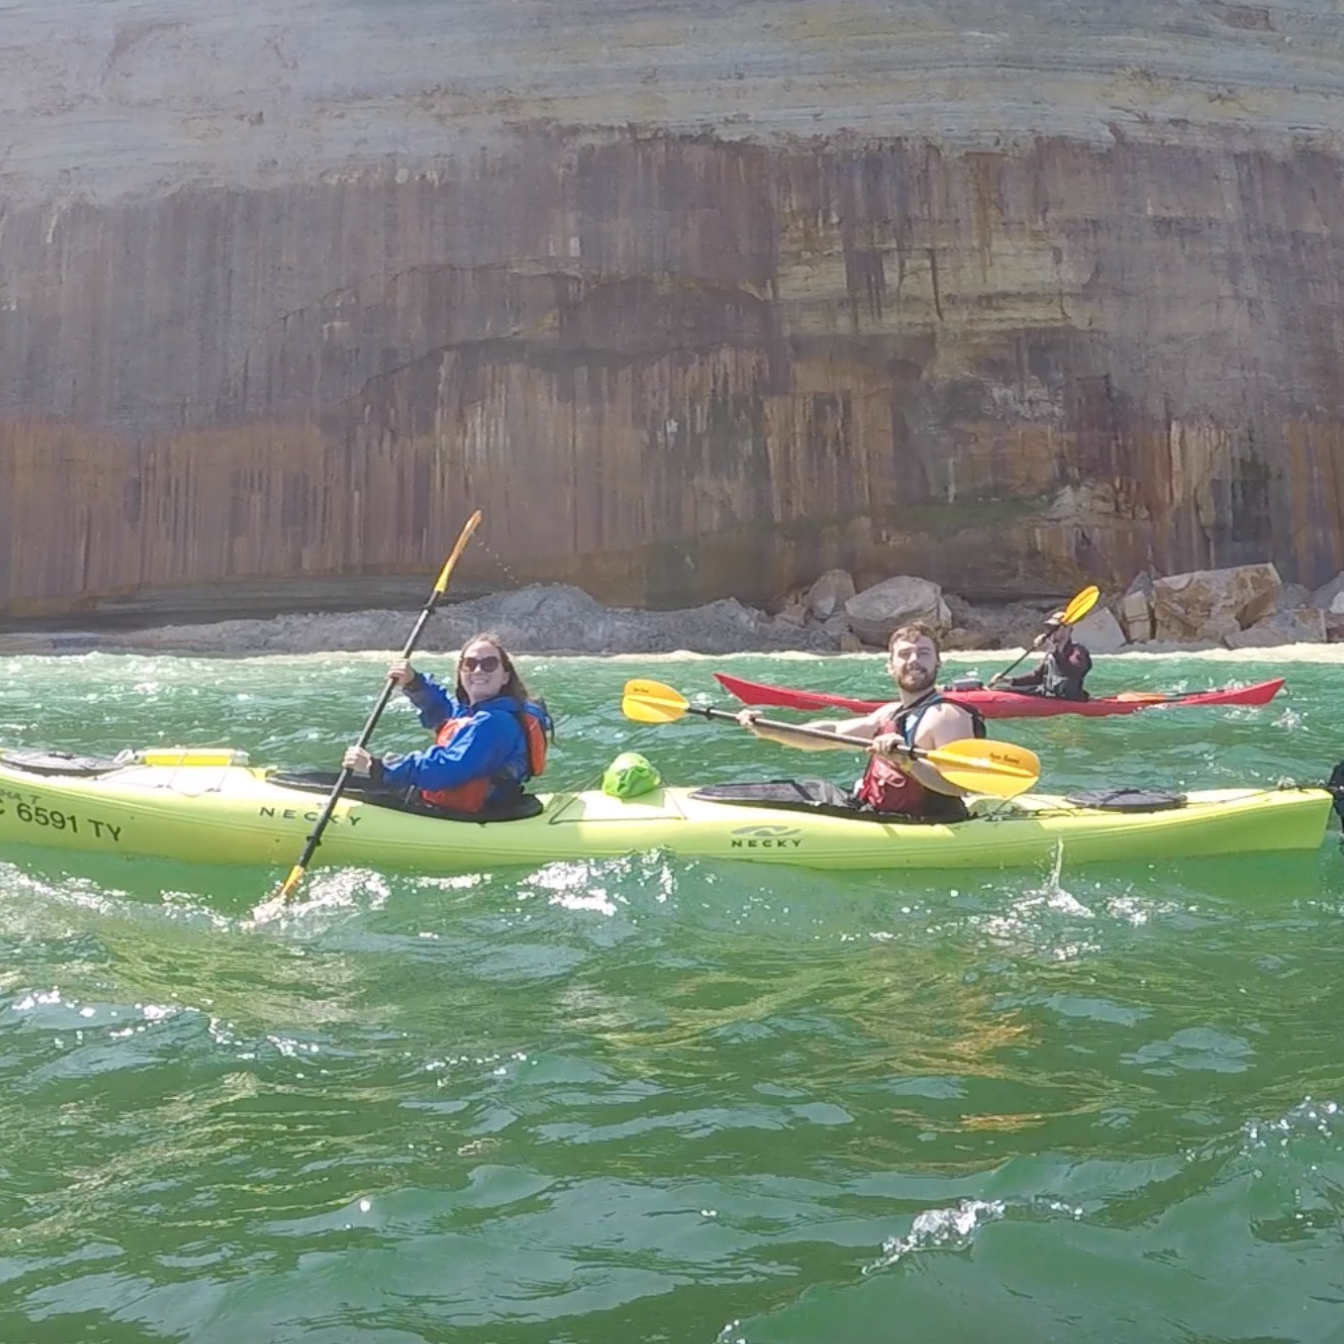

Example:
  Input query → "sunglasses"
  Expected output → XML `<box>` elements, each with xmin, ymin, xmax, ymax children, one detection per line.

<box><xmin>461</xmin><ymin>654</ymin><xmax>502</xmax><ymax>673</ymax></box>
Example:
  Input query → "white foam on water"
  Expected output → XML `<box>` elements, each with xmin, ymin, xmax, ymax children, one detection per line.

<box><xmin>865</xmin><ymin>1196</ymin><xmax>1006</xmax><ymax>1273</ymax></box>
<box><xmin>1244</xmin><ymin>1095</ymin><xmax>1341</xmax><ymax>1150</ymax></box>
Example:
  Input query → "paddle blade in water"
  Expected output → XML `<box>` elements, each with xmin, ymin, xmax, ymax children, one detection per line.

<box><xmin>922</xmin><ymin>738</ymin><xmax>1041</xmax><ymax>799</ymax></box>
<box><xmin>265</xmin><ymin>506</ymin><xmax>483</xmax><ymax>910</ymax></box>
<box><xmin>277</xmin><ymin>865</ymin><xmax>305</xmax><ymax>900</ymax></box>
<box><xmin>621</xmin><ymin>678</ymin><xmax>690</xmax><ymax>724</ymax></box>
<box><xmin>1061</xmin><ymin>585</ymin><xmax>1100</xmax><ymax>626</ymax></box>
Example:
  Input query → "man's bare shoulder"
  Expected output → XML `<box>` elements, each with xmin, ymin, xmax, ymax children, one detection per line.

<box><xmin>872</xmin><ymin>697</ymin><xmax>963</xmax><ymax>724</ymax></box>
<box><xmin>914</xmin><ymin>699</ymin><xmax>980</xmax><ymax>745</ymax></box>
<box><xmin>927</xmin><ymin>698</ymin><xmax>976</xmax><ymax>720</ymax></box>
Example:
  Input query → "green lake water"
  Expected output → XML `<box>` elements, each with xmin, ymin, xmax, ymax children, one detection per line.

<box><xmin>0</xmin><ymin>645</ymin><xmax>1342</xmax><ymax>1342</ymax></box>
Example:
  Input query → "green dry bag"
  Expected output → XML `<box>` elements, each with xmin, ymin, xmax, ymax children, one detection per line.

<box><xmin>602</xmin><ymin>751</ymin><xmax>662</xmax><ymax>799</ymax></box>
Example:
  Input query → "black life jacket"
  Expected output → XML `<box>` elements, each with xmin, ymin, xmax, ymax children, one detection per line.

<box><xmin>1042</xmin><ymin>642</ymin><xmax>1093</xmax><ymax>701</ymax></box>
<box><xmin>894</xmin><ymin>691</ymin><xmax>988</xmax><ymax>743</ymax></box>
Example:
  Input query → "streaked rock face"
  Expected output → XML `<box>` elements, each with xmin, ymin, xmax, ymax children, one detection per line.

<box><xmin>4</xmin><ymin>0</ymin><xmax>1344</xmax><ymax>619</ymax></box>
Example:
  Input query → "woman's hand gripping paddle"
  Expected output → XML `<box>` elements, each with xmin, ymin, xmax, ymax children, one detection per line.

<box><xmin>257</xmin><ymin>509</ymin><xmax>483</xmax><ymax>916</ymax></box>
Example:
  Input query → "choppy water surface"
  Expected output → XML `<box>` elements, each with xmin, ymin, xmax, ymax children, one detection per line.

<box><xmin>0</xmin><ymin>646</ymin><xmax>1342</xmax><ymax>1342</ymax></box>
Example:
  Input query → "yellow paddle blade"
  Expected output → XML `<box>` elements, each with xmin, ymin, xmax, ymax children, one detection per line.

<box><xmin>1113</xmin><ymin>691</ymin><xmax>1169</xmax><ymax>704</ymax></box>
<box><xmin>277</xmin><ymin>864</ymin><xmax>305</xmax><ymax>901</ymax></box>
<box><xmin>920</xmin><ymin>738</ymin><xmax>1041</xmax><ymax>799</ymax></box>
<box><xmin>622</xmin><ymin>678</ymin><xmax>691</xmax><ymax>723</ymax></box>
<box><xmin>1060</xmin><ymin>584</ymin><xmax>1100</xmax><ymax>626</ymax></box>
<box><xmin>432</xmin><ymin>509</ymin><xmax>482</xmax><ymax>593</ymax></box>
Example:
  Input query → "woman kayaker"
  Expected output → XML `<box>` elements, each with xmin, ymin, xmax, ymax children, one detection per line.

<box><xmin>342</xmin><ymin>633</ymin><xmax>552</xmax><ymax>815</ymax></box>
<box><xmin>736</xmin><ymin>622</ymin><xmax>985</xmax><ymax>821</ymax></box>
<box><xmin>1005</xmin><ymin>614</ymin><xmax>1093</xmax><ymax>701</ymax></box>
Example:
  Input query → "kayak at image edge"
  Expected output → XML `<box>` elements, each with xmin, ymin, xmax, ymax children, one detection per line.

<box><xmin>0</xmin><ymin>746</ymin><xmax>1331</xmax><ymax>877</ymax></box>
<box><xmin>713</xmin><ymin>671</ymin><xmax>1287</xmax><ymax>720</ymax></box>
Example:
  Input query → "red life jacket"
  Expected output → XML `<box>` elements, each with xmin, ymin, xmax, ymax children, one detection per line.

<box><xmin>419</xmin><ymin>709</ymin><xmax>548</xmax><ymax>813</ymax></box>
<box><xmin>852</xmin><ymin>693</ymin><xmax>982</xmax><ymax>820</ymax></box>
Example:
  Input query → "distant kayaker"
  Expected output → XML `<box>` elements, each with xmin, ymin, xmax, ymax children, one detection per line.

<box><xmin>736</xmin><ymin>622</ymin><xmax>986</xmax><ymax>822</ymax></box>
<box><xmin>1003</xmin><ymin>614</ymin><xmax>1093</xmax><ymax>702</ymax></box>
<box><xmin>342</xmin><ymin>633</ymin><xmax>552</xmax><ymax>815</ymax></box>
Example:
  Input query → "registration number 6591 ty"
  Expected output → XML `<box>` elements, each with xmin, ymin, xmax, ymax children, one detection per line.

<box><xmin>0</xmin><ymin>801</ymin><xmax>122</xmax><ymax>841</ymax></box>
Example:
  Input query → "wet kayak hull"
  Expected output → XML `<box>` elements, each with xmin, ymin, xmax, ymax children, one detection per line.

<box><xmin>0</xmin><ymin>751</ymin><xmax>1328</xmax><ymax>875</ymax></box>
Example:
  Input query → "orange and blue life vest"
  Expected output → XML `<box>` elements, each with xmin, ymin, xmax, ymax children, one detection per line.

<box><xmin>374</xmin><ymin>686</ymin><xmax>552</xmax><ymax>814</ymax></box>
<box><xmin>419</xmin><ymin>703</ymin><xmax>549</xmax><ymax>813</ymax></box>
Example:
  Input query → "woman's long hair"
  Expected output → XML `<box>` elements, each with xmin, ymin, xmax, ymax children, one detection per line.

<box><xmin>454</xmin><ymin>631</ymin><xmax>530</xmax><ymax>701</ymax></box>
<box><xmin>453</xmin><ymin>632</ymin><xmax>553</xmax><ymax>739</ymax></box>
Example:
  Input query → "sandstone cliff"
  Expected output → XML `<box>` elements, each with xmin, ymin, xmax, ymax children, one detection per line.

<box><xmin>4</xmin><ymin>0</ymin><xmax>1344</xmax><ymax>620</ymax></box>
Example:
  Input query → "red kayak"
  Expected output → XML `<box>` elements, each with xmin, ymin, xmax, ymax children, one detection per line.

<box><xmin>713</xmin><ymin>671</ymin><xmax>1286</xmax><ymax>720</ymax></box>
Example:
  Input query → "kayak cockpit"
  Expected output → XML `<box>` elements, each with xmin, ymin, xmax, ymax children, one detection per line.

<box><xmin>687</xmin><ymin>778</ymin><xmax>1036</xmax><ymax>824</ymax></box>
<box><xmin>267</xmin><ymin>769</ymin><xmax>546</xmax><ymax>823</ymax></box>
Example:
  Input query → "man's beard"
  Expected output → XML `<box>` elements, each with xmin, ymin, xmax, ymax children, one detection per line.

<box><xmin>897</xmin><ymin>666</ymin><xmax>937</xmax><ymax>694</ymax></box>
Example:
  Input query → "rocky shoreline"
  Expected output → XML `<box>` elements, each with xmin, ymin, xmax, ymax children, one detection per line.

<box><xmin>1</xmin><ymin>560</ymin><xmax>1340</xmax><ymax>659</ymax></box>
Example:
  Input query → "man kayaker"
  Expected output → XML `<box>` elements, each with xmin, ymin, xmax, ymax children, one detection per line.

<box><xmin>341</xmin><ymin>633</ymin><xmax>552</xmax><ymax>815</ymax></box>
<box><xmin>736</xmin><ymin>622</ymin><xmax>985</xmax><ymax>821</ymax></box>
<box><xmin>1003</xmin><ymin>614</ymin><xmax>1092</xmax><ymax>702</ymax></box>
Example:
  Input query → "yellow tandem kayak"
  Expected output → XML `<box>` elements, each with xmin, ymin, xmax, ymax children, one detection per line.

<box><xmin>0</xmin><ymin>748</ymin><xmax>1331</xmax><ymax>875</ymax></box>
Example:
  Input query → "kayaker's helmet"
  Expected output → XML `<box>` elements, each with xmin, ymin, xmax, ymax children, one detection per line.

<box><xmin>602</xmin><ymin>751</ymin><xmax>662</xmax><ymax>800</ymax></box>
